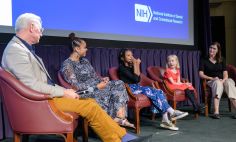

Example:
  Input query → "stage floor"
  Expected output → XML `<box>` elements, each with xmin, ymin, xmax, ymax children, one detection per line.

<box><xmin>2</xmin><ymin>98</ymin><xmax>236</xmax><ymax>142</ymax></box>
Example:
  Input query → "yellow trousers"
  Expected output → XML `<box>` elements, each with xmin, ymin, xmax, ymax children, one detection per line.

<box><xmin>53</xmin><ymin>98</ymin><xmax>126</xmax><ymax>142</ymax></box>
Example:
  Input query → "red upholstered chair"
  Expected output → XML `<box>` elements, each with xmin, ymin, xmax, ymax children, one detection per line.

<box><xmin>147</xmin><ymin>66</ymin><xmax>202</xmax><ymax>118</ymax></box>
<box><xmin>108</xmin><ymin>67</ymin><xmax>155</xmax><ymax>134</ymax></box>
<box><xmin>0</xmin><ymin>67</ymin><xmax>79</xmax><ymax>142</ymax></box>
<box><xmin>227</xmin><ymin>64</ymin><xmax>236</xmax><ymax>82</ymax></box>
<box><xmin>57</xmin><ymin>71</ymin><xmax>88</xmax><ymax>142</ymax></box>
<box><xmin>201</xmin><ymin>64</ymin><xmax>235</xmax><ymax>116</ymax></box>
<box><xmin>57</xmin><ymin>71</ymin><xmax>76</xmax><ymax>89</ymax></box>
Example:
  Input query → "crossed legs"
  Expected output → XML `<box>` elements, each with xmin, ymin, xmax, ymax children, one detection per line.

<box><xmin>53</xmin><ymin>98</ymin><xmax>126</xmax><ymax>142</ymax></box>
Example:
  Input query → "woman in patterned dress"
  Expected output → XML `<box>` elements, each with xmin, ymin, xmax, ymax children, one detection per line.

<box><xmin>60</xmin><ymin>34</ymin><xmax>134</xmax><ymax>128</ymax></box>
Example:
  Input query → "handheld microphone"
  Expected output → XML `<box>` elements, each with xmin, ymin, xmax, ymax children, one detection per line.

<box><xmin>75</xmin><ymin>90</ymin><xmax>89</xmax><ymax>95</ymax></box>
<box><xmin>75</xmin><ymin>87</ymin><xmax>94</xmax><ymax>95</ymax></box>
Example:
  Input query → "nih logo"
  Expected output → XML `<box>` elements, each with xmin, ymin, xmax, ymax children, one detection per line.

<box><xmin>135</xmin><ymin>4</ymin><xmax>153</xmax><ymax>22</ymax></box>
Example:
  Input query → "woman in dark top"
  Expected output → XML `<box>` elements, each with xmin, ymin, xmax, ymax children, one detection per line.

<box><xmin>199</xmin><ymin>42</ymin><xmax>236</xmax><ymax>119</ymax></box>
<box><xmin>61</xmin><ymin>34</ymin><xmax>134</xmax><ymax>128</ymax></box>
<box><xmin>118</xmin><ymin>49</ymin><xmax>188</xmax><ymax>131</ymax></box>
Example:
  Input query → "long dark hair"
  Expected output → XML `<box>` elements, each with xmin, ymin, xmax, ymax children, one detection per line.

<box><xmin>118</xmin><ymin>49</ymin><xmax>132</xmax><ymax>66</ymax></box>
<box><xmin>210</xmin><ymin>41</ymin><xmax>222</xmax><ymax>63</ymax></box>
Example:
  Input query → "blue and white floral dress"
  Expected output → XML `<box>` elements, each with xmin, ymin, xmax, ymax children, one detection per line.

<box><xmin>118</xmin><ymin>64</ymin><xmax>171</xmax><ymax>114</ymax></box>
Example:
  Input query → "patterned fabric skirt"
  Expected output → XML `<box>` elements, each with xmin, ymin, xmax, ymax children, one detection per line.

<box><xmin>92</xmin><ymin>80</ymin><xmax>129</xmax><ymax>118</ymax></box>
<box><xmin>128</xmin><ymin>84</ymin><xmax>170</xmax><ymax>114</ymax></box>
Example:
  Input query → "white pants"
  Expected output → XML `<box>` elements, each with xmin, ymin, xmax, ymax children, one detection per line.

<box><xmin>207</xmin><ymin>78</ymin><xmax>236</xmax><ymax>99</ymax></box>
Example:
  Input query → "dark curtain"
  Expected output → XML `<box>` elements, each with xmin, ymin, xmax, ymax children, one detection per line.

<box><xmin>36</xmin><ymin>46</ymin><xmax>201</xmax><ymax>102</ymax></box>
<box><xmin>194</xmin><ymin>0</ymin><xmax>212</xmax><ymax>58</ymax></box>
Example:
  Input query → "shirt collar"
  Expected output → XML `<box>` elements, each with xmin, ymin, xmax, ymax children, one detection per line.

<box><xmin>15</xmin><ymin>35</ymin><xmax>35</xmax><ymax>53</ymax></box>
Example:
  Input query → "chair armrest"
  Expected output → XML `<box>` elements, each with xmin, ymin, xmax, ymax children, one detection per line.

<box><xmin>125</xmin><ymin>84</ymin><xmax>137</xmax><ymax>101</ymax></box>
<box><xmin>202</xmin><ymin>79</ymin><xmax>207</xmax><ymax>90</ymax></box>
<box><xmin>201</xmin><ymin>79</ymin><xmax>210</xmax><ymax>96</ymax></box>
<box><xmin>139</xmin><ymin>74</ymin><xmax>155</xmax><ymax>87</ymax></box>
<box><xmin>162</xmin><ymin>80</ymin><xmax>175</xmax><ymax>94</ymax></box>
<box><xmin>18</xmin><ymin>87</ymin><xmax>52</xmax><ymax>101</ymax></box>
<box><xmin>48</xmin><ymin>100</ymin><xmax>74</xmax><ymax>122</ymax></box>
<box><xmin>0</xmin><ymin>69</ymin><xmax>51</xmax><ymax>101</ymax></box>
<box><xmin>152</xmin><ymin>81</ymin><xmax>160</xmax><ymax>89</ymax></box>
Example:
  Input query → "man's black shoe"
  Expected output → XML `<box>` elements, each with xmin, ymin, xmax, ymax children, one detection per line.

<box><xmin>128</xmin><ymin>134</ymin><xmax>152</xmax><ymax>142</ymax></box>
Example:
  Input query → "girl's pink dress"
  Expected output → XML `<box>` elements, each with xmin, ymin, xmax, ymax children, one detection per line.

<box><xmin>163</xmin><ymin>68</ymin><xmax>194</xmax><ymax>90</ymax></box>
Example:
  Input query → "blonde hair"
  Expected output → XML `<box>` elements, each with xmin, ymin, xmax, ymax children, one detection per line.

<box><xmin>166</xmin><ymin>54</ymin><xmax>180</xmax><ymax>68</ymax></box>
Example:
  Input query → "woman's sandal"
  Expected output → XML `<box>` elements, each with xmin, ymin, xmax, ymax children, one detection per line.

<box><xmin>114</xmin><ymin>117</ymin><xmax>135</xmax><ymax>128</ymax></box>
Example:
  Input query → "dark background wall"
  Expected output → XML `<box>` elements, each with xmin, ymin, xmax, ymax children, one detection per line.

<box><xmin>210</xmin><ymin>16</ymin><xmax>226</xmax><ymax>58</ymax></box>
<box><xmin>209</xmin><ymin>0</ymin><xmax>236</xmax><ymax>66</ymax></box>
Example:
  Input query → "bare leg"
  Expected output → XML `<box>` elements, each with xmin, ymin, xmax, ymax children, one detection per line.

<box><xmin>116</xmin><ymin>106</ymin><xmax>126</xmax><ymax>118</ymax></box>
<box><xmin>162</xmin><ymin>112</ymin><xmax>170</xmax><ymax>122</ymax></box>
<box><xmin>230</xmin><ymin>98</ymin><xmax>236</xmax><ymax>112</ymax></box>
<box><xmin>214</xmin><ymin>97</ymin><xmax>220</xmax><ymax>114</ymax></box>
<box><xmin>114</xmin><ymin>106</ymin><xmax>135</xmax><ymax>128</ymax></box>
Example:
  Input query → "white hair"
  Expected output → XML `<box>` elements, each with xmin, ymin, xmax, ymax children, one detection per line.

<box><xmin>15</xmin><ymin>13</ymin><xmax>42</xmax><ymax>33</ymax></box>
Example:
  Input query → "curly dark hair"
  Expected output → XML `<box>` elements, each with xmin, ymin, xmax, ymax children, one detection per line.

<box><xmin>68</xmin><ymin>32</ymin><xmax>84</xmax><ymax>49</ymax></box>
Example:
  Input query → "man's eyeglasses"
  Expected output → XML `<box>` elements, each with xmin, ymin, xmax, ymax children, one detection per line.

<box><xmin>32</xmin><ymin>23</ymin><xmax>44</xmax><ymax>33</ymax></box>
<box><xmin>40</xmin><ymin>27</ymin><xmax>44</xmax><ymax>33</ymax></box>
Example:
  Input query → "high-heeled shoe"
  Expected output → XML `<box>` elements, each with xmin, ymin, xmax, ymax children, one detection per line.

<box><xmin>114</xmin><ymin>117</ymin><xmax>135</xmax><ymax>128</ymax></box>
<box><xmin>194</xmin><ymin>104</ymin><xmax>206</xmax><ymax>113</ymax></box>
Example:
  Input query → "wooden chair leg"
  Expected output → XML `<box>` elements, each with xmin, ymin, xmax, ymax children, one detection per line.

<box><xmin>14</xmin><ymin>133</ymin><xmax>21</xmax><ymax>142</ymax></box>
<box><xmin>208</xmin><ymin>94</ymin><xmax>212</xmax><ymax>115</ymax></box>
<box><xmin>205</xmin><ymin>95</ymin><xmax>209</xmax><ymax>117</ymax></box>
<box><xmin>173</xmin><ymin>101</ymin><xmax>177</xmax><ymax>110</ymax></box>
<box><xmin>172</xmin><ymin>101</ymin><xmax>177</xmax><ymax>124</ymax></box>
<box><xmin>66</xmin><ymin>133</ymin><xmax>74</xmax><ymax>142</ymax></box>
<box><xmin>194</xmin><ymin>90</ymin><xmax>199</xmax><ymax>119</ymax></box>
<box><xmin>82</xmin><ymin>119</ymin><xmax>88</xmax><ymax>142</ymax></box>
<box><xmin>151</xmin><ymin>113</ymin><xmax>155</xmax><ymax>120</ymax></box>
<box><xmin>228</xmin><ymin>98</ymin><xmax>232</xmax><ymax>112</ymax></box>
<box><xmin>134</xmin><ymin>108</ymin><xmax>141</xmax><ymax>134</ymax></box>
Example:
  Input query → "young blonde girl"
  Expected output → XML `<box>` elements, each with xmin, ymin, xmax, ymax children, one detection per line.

<box><xmin>164</xmin><ymin>55</ymin><xmax>202</xmax><ymax>113</ymax></box>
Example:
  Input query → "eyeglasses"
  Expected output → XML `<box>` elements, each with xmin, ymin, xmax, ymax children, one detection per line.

<box><xmin>40</xmin><ymin>27</ymin><xmax>44</xmax><ymax>33</ymax></box>
<box><xmin>32</xmin><ymin>23</ymin><xmax>44</xmax><ymax>33</ymax></box>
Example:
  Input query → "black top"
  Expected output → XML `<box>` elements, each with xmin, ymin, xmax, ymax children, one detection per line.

<box><xmin>118</xmin><ymin>64</ymin><xmax>140</xmax><ymax>84</ymax></box>
<box><xmin>199</xmin><ymin>58</ymin><xmax>226</xmax><ymax>79</ymax></box>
